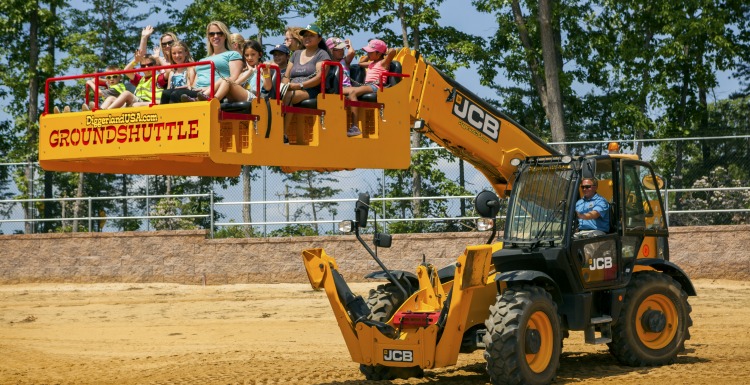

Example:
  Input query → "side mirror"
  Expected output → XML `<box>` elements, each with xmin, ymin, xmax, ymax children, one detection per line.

<box><xmin>338</xmin><ymin>220</ymin><xmax>354</xmax><ymax>233</ymax></box>
<box><xmin>582</xmin><ymin>158</ymin><xmax>597</xmax><ymax>179</ymax></box>
<box><xmin>355</xmin><ymin>192</ymin><xmax>370</xmax><ymax>228</ymax></box>
<box><xmin>373</xmin><ymin>232</ymin><xmax>392</xmax><ymax>248</ymax></box>
<box><xmin>475</xmin><ymin>190</ymin><xmax>500</xmax><ymax>218</ymax></box>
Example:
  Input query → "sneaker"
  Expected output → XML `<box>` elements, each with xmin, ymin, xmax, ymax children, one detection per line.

<box><xmin>180</xmin><ymin>94</ymin><xmax>196</xmax><ymax>103</ymax></box>
<box><xmin>88</xmin><ymin>101</ymin><xmax>95</xmax><ymax>110</ymax></box>
<box><xmin>347</xmin><ymin>125</ymin><xmax>362</xmax><ymax>137</ymax></box>
<box><xmin>53</xmin><ymin>106</ymin><xmax>61</xmax><ymax>114</ymax></box>
<box><xmin>196</xmin><ymin>93</ymin><xmax>208</xmax><ymax>101</ymax></box>
<box><xmin>63</xmin><ymin>105</ymin><xmax>71</xmax><ymax>113</ymax></box>
<box><xmin>81</xmin><ymin>103</ymin><xmax>90</xmax><ymax>111</ymax></box>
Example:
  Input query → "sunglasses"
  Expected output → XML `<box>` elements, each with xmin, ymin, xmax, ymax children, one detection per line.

<box><xmin>161</xmin><ymin>40</ymin><xmax>175</xmax><ymax>47</ymax></box>
<box><xmin>208</xmin><ymin>31</ymin><xmax>224</xmax><ymax>37</ymax></box>
<box><xmin>581</xmin><ymin>185</ymin><xmax>594</xmax><ymax>189</ymax></box>
<box><xmin>105</xmin><ymin>75</ymin><xmax>120</xmax><ymax>79</ymax></box>
<box><xmin>139</xmin><ymin>63</ymin><xmax>155</xmax><ymax>68</ymax></box>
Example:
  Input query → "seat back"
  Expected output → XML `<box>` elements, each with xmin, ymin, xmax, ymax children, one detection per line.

<box><xmin>324</xmin><ymin>65</ymin><xmax>341</xmax><ymax>95</ymax></box>
<box><xmin>264</xmin><ymin>70</ymin><xmax>281</xmax><ymax>100</ymax></box>
<box><xmin>385</xmin><ymin>60</ymin><xmax>402</xmax><ymax>87</ymax></box>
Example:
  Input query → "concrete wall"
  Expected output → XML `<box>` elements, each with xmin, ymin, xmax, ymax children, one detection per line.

<box><xmin>1</xmin><ymin>225</ymin><xmax>748</xmax><ymax>284</ymax></box>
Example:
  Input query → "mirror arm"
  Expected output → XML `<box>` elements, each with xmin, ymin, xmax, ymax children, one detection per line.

<box><xmin>354</xmin><ymin>226</ymin><xmax>408</xmax><ymax>300</ymax></box>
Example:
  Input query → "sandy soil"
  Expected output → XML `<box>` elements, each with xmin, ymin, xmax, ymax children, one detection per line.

<box><xmin>1</xmin><ymin>279</ymin><xmax>749</xmax><ymax>385</ymax></box>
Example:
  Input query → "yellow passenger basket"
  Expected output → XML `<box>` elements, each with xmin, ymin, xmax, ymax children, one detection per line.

<box><xmin>39</xmin><ymin>50</ymin><xmax>416</xmax><ymax>177</ymax></box>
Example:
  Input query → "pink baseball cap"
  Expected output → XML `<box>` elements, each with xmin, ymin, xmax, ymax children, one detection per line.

<box><xmin>363</xmin><ymin>39</ymin><xmax>387</xmax><ymax>54</ymax></box>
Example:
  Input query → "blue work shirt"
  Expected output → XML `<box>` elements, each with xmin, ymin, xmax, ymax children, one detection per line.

<box><xmin>576</xmin><ymin>193</ymin><xmax>610</xmax><ymax>232</ymax></box>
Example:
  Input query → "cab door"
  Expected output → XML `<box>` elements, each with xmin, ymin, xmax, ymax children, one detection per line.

<box><xmin>619</xmin><ymin>159</ymin><xmax>669</xmax><ymax>273</ymax></box>
<box><xmin>570</xmin><ymin>159</ymin><xmax>621</xmax><ymax>289</ymax></box>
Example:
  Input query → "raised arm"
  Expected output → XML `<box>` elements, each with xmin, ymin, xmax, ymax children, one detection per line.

<box><xmin>123</xmin><ymin>50</ymin><xmax>142</xmax><ymax>81</ymax></box>
<box><xmin>138</xmin><ymin>26</ymin><xmax>153</xmax><ymax>59</ymax></box>
<box><xmin>343</xmin><ymin>39</ymin><xmax>355</xmax><ymax>66</ymax></box>
<box><xmin>380</xmin><ymin>48</ymin><xmax>398</xmax><ymax>71</ymax></box>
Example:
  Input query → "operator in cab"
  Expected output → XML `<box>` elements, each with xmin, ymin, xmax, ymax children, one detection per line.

<box><xmin>575</xmin><ymin>177</ymin><xmax>609</xmax><ymax>238</ymax></box>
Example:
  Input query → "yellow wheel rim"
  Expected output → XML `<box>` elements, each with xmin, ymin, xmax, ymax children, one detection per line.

<box><xmin>526</xmin><ymin>310</ymin><xmax>554</xmax><ymax>373</ymax></box>
<box><xmin>636</xmin><ymin>293</ymin><xmax>678</xmax><ymax>350</ymax></box>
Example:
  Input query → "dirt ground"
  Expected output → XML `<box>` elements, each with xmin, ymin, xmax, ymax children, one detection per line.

<box><xmin>1</xmin><ymin>279</ymin><xmax>749</xmax><ymax>385</ymax></box>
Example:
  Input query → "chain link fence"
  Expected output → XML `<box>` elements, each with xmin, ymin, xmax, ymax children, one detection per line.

<box><xmin>2</xmin><ymin>136</ymin><xmax>749</xmax><ymax>236</ymax></box>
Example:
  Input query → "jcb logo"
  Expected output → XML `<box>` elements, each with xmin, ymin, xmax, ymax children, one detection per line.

<box><xmin>383</xmin><ymin>349</ymin><xmax>413</xmax><ymax>362</ymax></box>
<box><xmin>590</xmin><ymin>257</ymin><xmax>613</xmax><ymax>270</ymax></box>
<box><xmin>452</xmin><ymin>93</ymin><xmax>500</xmax><ymax>142</ymax></box>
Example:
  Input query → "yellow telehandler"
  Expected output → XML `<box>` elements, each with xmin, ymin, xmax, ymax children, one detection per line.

<box><xmin>40</xmin><ymin>48</ymin><xmax>695</xmax><ymax>385</ymax></box>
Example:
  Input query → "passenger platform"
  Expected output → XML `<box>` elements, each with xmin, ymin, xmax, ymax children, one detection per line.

<box><xmin>39</xmin><ymin>49</ymin><xmax>416</xmax><ymax>176</ymax></box>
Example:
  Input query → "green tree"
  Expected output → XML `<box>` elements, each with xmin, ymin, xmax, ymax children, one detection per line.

<box><xmin>313</xmin><ymin>0</ymin><xmax>487</xmax><ymax>226</ymax></box>
<box><xmin>280</xmin><ymin>171</ymin><xmax>341</xmax><ymax>235</ymax></box>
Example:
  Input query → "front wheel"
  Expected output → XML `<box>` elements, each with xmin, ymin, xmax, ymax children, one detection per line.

<box><xmin>608</xmin><ymin>271</ymin><xmax>692</xmax><ymax>366</ymax></box>
<box><xmin>483</xmin><ymin>285</ymin><xmax>562</xmax><ymax>385</ymax></box>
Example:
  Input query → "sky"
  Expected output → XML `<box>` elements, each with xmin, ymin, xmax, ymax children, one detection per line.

<box><xmin>1</xmin><ymin>1</ymin><xmax>745</xmax><ymax>233</ymax></box>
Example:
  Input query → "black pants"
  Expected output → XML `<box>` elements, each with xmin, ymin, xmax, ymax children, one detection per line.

<box><xmin>165</xmin><ymin>89</ymin><xmax>200</xmax><ymax>103</ymax></box>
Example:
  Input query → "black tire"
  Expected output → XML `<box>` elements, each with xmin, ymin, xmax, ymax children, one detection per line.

<box><xmin>360</xmin><ymin>283</ymin><xmax>423</xmax><ymax>380</ymax></box>
<box><xmin>608</xmin><ymin>271</ymin><xmax>692</xmax><ymax>366</ymax></box>
<box><xmin>365</xmin><ymin>283</ymin><xmax>407</xmax><ymax>323</ymax></box>
<box><xmin>359</xmin><ymin>364</ymin><xmax>424</xmax><ymax>380</ymax></box>
<box><xmin>483</xmin><ymin>285</ymin><xmax>562</xmax><ymax>385</ymax></box>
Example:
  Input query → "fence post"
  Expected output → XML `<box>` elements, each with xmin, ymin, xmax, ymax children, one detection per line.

<box><xmin>210</xmin><ymin>191</ymin><xmax>214</xmax><ymax>239</ymax></box>
<box><xmin>88</xmin><ymin>197</ymin><xmax>92</xmax><ymax>232</ymax></box>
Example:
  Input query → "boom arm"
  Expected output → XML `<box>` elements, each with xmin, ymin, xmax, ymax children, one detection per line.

<box><xmin>406</xmin><ymin>53</ymin><xmax>559</xmax><ymax>196</ymax></box>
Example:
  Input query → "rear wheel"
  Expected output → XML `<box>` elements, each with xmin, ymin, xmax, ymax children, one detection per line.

<box><xmin>359</xmin><ymin>283</ymin><xmax>424</xmax><ymax>380</ymax></box>
<box><xmin>608</xmin><ymin>271</ymin><xmax>692</xmax><ymax>366</ymax></box>
<box><xmin>483</xmin><ymin>285</ymin><xmax>561</xmax><ymax>385</ymax></box>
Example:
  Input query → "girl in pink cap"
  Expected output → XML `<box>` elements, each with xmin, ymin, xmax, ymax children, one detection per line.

<box><xmin>342</xmin><ymin>39</ymin><xmax>397</xmax><ymax>137</ymax></box>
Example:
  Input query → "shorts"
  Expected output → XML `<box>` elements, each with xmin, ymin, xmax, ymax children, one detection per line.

<box><xmin>365</xmin><ymin>82</ymin><xmax>378</xmax><ymax>93</ymax></box>
<box><xmin>303</xmin><ymin>85</ymin><xmax>321</xmax><ymax>99</ymax></box>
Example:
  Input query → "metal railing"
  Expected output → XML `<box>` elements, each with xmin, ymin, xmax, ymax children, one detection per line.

<box><xmin>2</xmin><ymin>136</ymin><xmax>749</xmax><ymax>235</ymax></box>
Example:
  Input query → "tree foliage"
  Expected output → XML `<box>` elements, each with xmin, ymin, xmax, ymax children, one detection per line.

<box><xmin>1</xmin><ymin>1</ymin><xmax>749</xmax><ymax>234</ymax></box>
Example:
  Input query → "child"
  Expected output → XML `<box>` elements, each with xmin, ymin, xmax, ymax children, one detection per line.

<box><xmin>83</xmin><ymin>64</ymin><xmax>128</xmax><ymax>110</ymax></box>
<box><xmin>167</xmin><ymin>41</ymin><xmax>195</xmax><ymax>89</ymax></box>
<box><xmin>105</xmin><ymin>51</ymin><xmax>162</xmax><ymax>109</ymax></box>
<box><xmin>326</xmin><ymin>37</ymin><xmax>355</xmax><ymax>87</ymax></box>
<box><xmin>208</xmin><ymin>40</ymin><xmax>263</xmax><ymax>102</ymax></box>
<box><xmin>261</xmin><ymin>44</ymin><xmax>290</xmax><ymax>96</ymax></box>
<box><xmin>341</xmin><ymin>39</ymin><xmax>397</xmax><ymax>137</ymax></box>
<box><xmin>160</xmin><ymin>41</ymin><xmax>196</xmax><ymax>104</ymax></box>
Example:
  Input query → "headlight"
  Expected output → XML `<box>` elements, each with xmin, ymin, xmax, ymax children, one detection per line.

<box><xmin>338</xmin><ymin>220</ymin><xmax>353</xmax><ymax>233</ymax></box>
<box><xmin>477</xmin><ymin>217</ymin><xmax>495</xmax><ymax>231</ymax></box>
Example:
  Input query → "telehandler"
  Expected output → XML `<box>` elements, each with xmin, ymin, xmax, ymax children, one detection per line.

<box><xmin>299</xmin><ymin>52</ymin><xmax>694</xmax><ymax>384</ymax></box>
<box><xmin>39</xmin><ymin>48</ymin><xmax>694</xmax><ymax>384</ymax></box>
<box><xmin>303</xmin><ymin>151</ymin><xmax>694</xmax><ymax>384</ymax></box>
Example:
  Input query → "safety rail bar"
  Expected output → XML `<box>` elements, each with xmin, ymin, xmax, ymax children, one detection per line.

<box><xmin>43</xmin><ymin>61</ymin><xmax>217</xmax><ymax>113</ymax></box>
<box><xmin>321</xmin><ymin>61</ymin><xmax>345</xmax><ymax>100</ymax></box>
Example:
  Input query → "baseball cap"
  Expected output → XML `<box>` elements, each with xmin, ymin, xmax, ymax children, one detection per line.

<box><xmin>363</xmin><ymin>39</ymin><xmax>387</xmax><ymax>54</ymax></box>
<box><xmin>270</xmin><ymin>44</ymin><xmax>290</xmax><ymax>55</ymax></box>
<box><xmin>299</xmin><ymin>24</ymin><xmax>322</xmax><ymax>37</ymax></box>
<box><xmin>326</xmin><ymin>37</ymin><xmax>346</xmax><ymax>50</ymax></box>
